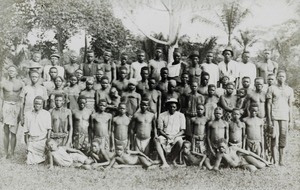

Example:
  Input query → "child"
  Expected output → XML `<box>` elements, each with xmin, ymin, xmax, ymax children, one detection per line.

<box><xmin>247</xmin><ymin>77</ymin><xmax>266</xmax><ymax>119</ymax></box>
<box><xmin>42</xmin><ymin>67</ymin><xmax>57</xmax><ymax>94</ymax></box>
<box><xmin>241</xmin><ymin>76</ymin><xmax>252</xmax><ymax>94</ymax></box>
<box><xmin>99</xmin><ymin>50</ymin><xmax>116</xmax><ymax>83</ymax></box>
<box><xmin>236</xmin><ymin>88</ymin><xmax>248</xmax><ymax>118</ymax></box>
<box><xmin>175</xmin><ymin>141</ymin><xmax>207</xmax><ymax>167</ymax></box>
<box><xmin>64</xmin><ymin>75</ymin><xmax>80</xmax><ymax>110</ymax></box>
<box><xmin>198</xmin><ymin>72</ymin><xmax>210</xmax><ymax>96</ymax></box>
<box><xmin>47</xmin><ymin>139</ymin><xmax>88</xmax><ymax>169</ymax></box>
<box><xmin>161</xmin><ymin>79</ymin><xmax>180</xmax><ymax>112</ymax></box>
<box><xmin>243</xmin><ymin>104</ymin><xmax>264</xmax><ymax>157</ymax></box>
<box><xmin>213</xmin><ymin>138</ymin><xmax>270</xmax><ymax>172</ymax></box>
<box><xmin>116</xmin><ymin>53</ymin><xmax>132</xmax><ymax>80</ymax></box>
<box><xmin>108</xmin><ymin>145</ymin><xmax>158</xmax><ymax>169</ymax></box>
<box><xmin>49</xmin><ymin>94</ymin><xmax>73</xmax><ymax>147</ymax></box>
<box><xmin>111</xmin><ymin>103</ymin><xmax>131</xmax><ymax>151</ymax></box>
<box><xmin>228</xmin><ymin>108</ymin><xmax>245</xmax><ymax>148</ymax></box>
<box><xmin>145</xmin><ymin>77</ymin><xmax>161</xmax><ymax>116</ymax></box>
<box><xmin>82</xmin><ymin>139</ymin><xmax>113</xmax><ymax>170</ymax></box>
<box><xmin>74</xmin><ymin>69</ymin><xmax>86</xmax><ymax>90</ymax></box>
<box><xmin>93</xmin><ymin>69</ymin><xmax>104</xmax><ymax>91</ymax></box>
<box><xmin>106</xmin><ymin>87</ymin><xmax>121</xmax><ymax>116</ymax></box>
<box><xmin>90</xmin><ymin>99</ymin><xmax>112</xmax><ymax>151</ymax></box>
<box><xmin>219</xmin><ymin>82</ymin><xmax>238</xmax><ymax>122</ymax></box>
<box><xmin>190</xmin><ymin>104</ymin><xmax>208</xmax><ymax>154</ymax></box>
<box><xmin>48</xmin><ymin>76</ymin><xmax>67</xmax><ymax>109</ymax></box>
<box><xmin>121</xmin><ymin>79</ymin><xmax>141</xmax><ymax>116</ymax></box>
<box><xmin>176</xmin><ymin>72</ymin><xmax>191</xmax><ymax>114</ymax></box>
<box><xmin>136</xmin><ymin>66</ymin><xmax>149</xmax><ymax>96</ymax></box>
<box><xmin>72</xmin><ymin>95</ymin><xmax>93</xmax><ymax>150</ymax></box>
<box><xmin>215</xmin><ymin>76</ymin><xmax>229</xmax><ymax>97</ymax></box>
<box><xmin>112</xmin><ymin>66</ymin><xmax>129</xmax><ymax>96</ymax></box>
<box><xmin>80</xmin><ymin>77</ymin><xmax>96</xmax><ymax>111</ymax></box>
<box><xmin>95</xmin><ymin>76</ymin><xmax>111</xmax><ymax>106</ymax></box>
<box><xmin>204</xmin><ymin>84</ymin><xmax>219</xmax><ymax>121</ymax></box>
<box><xmin>185</xmin><ymin>81</ymin><xmax>205</xmax><ymax>142</ymax></box>
<box><xmin>207</xmin><ymin>107</ymin><xmax>229</xmax><ymax>157</ymax></box>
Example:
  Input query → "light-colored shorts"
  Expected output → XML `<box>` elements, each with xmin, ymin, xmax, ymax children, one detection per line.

<box><xmin>158</xmin><ymin>136</ymin><xmax>183</xmax><ymax>154</ymax></box>
<box><xmin>3</xmin><ymin>101</ymin><xmax>20</xmax><ymax>134</ymax></box>
<box><xmin>134</xmin><ymin>137</ymin><xmax>151</xmax><ymax>153</ymax></box>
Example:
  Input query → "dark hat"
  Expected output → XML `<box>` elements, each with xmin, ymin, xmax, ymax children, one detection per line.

<box><xmin>50</xmin><ymin>53</ymin><xmax>60</xmax><ymax>59</ymax></box>
<box><xmin>222</xmin><ymin>47</ymin><xmax>234</xmax><ymax>56</ymax></box>
<box><xmin>189</xmin><ymin>50</ymin><xmax>200</xmax><ymax>58</ymax></box>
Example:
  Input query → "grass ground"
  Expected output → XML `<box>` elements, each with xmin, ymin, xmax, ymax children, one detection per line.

<box><xmin>0</xmin><ymin>125</ymin><xmax>299</xmax><ymax>190</ymax></box>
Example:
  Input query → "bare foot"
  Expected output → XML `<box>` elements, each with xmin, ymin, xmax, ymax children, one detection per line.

<box><xmin>279</xmin><ymin>161</ymin><xmax>285</xmax><ymax>166</ymax></box>
<box><xmin>160</xmin><ymin>163</ymin><xmax>169</xmax><ymax>168</ymax></box>
<box><xmin>147</xmin><ymin>165</ymin><xmax>158</xmax><ymax>170</ymax></box>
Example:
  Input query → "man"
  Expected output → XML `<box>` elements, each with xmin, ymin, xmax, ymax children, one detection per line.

<box><xmin>167</xmin><ymin>48</ymin><xmax>187</xmax><ymax>83</ymax></box>
<box><xmin>81</xmin><ymin>51</ymin><xmax>99</xmax><ymax>78</ymax></box>
<box><xmin>98</xmin><ymin>50</ymin><xmax>116</xmax><ymax>83</ymax></box>
<box><xmin>64</xmin><ymin>51</ymin><xmax>80</xmax><ymax>80</ymax></box>
<box><xmin>218</xmin><ymin>47</ymin><xmax>239</xmax><ymax>88</ymax></box>
<box><xmin>0</xmin><ymin>65</ymin><xmax>24</xmax><ymax>159</ymax></box>
<box><xmin>257</xmin><ymin>49</ymin><xmax>278</xmax><ymax>84</ymax></box>
<box><xmin>266</xmin><ymin>70</ymin><xmax>294</xmax><ymax>166</ymax></box>
<box><xmin>24</xmin><ymin>96</ymin><xmax>51</xmax><ymax>165</ymax></box>
<box><xmin>238</xmin><ymin>51</ymin><xmax>257</xmax><ymax>89</ymax></box>
<box><xmin>20</xmin><ymin>51</ymin><xmax>43</xmax><ymax>81</ymax></box>
<box><xmin>156</xmin><ymin>98</ymin><xmax>186</xmax><ymax>167</ymax></box>
<box><xmin>43</xmin><ymin>53</ymin><xmax>64</xmax><ymax>81</ymax></box>
<box><xmin>131</xmin><ymin>49</ymin><xmax>148</xmax><ymax>81</ymax></box>
<box><xmin>149</xmin><ymin>47</ymin><xmax>167</xmax><ymax>82</ymax></box>
<box><xmin>202</xmin><ymin>51</ymin><xmax>219</xmax><ymax>86</ymax></box>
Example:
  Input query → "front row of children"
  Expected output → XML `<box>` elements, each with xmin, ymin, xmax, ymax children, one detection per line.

<box><xmin>45</xmin><ymin>94</ymin><xmax>271</xmax><ymax>172</ymax></box>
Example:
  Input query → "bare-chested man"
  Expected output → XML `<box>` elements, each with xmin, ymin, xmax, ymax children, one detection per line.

<box><xmin>228</xmin><ymin>108</ymin><xmax>245</xmax><ymax>148</ymax></box>
<box><xmin>207</xmin><ymin>107</ymin><xmax>229</xmax><ymax>156</ymax></box>
<box><xmin>131</xmin><ymin>98</ymin><xmax>156</xmax><ymax>156</ymax></box>
<box><xmin>145</xmin><ymin>77</ymin><xmax>161</xmax><ymax>116</ymax></box>
<box><xmin>80</xmin><ymin>77</ymin><xmax>96</xmax><ymax>111</ymax></box>
<box><xmin>49</xmin><ymin>94</ymin><xmax>73</xmax><ymax>147</ymax></box>
<box><xmin>247</xmin><ymin>77</ymin><xmax>266</xmax><ymax>118</ymax></box>
<box><xmin>112</xmin><ymin>66</ymin><xmax>129</xmax><ymax>96</ymax></box>
<box><xmin>256</xmin><ymin>49</ymin><xmax>278</xmax><ymax>84</ymax></box>
<box><xmin>72</xmin><ymin>95</ymin><xmax>93</xmax><ymax>150</ymax></box>
<box><xmin>111</xmin><ymin>103</ymin><xmax>131</xmax><ymax>151</ymax></box>
<box><xmin>0</xmin><ymin>65</ymin><xmax>24</xmax><ymax>158</ymax></box>
<box><xmin>64</xmin><ymin>52</ymin><xmax>80</xmax><ymax>80</ymax></box>
<box><xmin>90</xmin><ymin>99</ymin><xmax>112</xmax><ymax>151</ymax></box>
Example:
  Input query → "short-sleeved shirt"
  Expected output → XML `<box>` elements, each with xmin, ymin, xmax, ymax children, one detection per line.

<box><xmin>131</xmin><ymin>61</ymin><xmax>148</xmax><ymax>81</ymax></box>
<box><xmin>20</xmin><ymin>85</ymin><xmax>48</xmax><ymax>113</ymax></box>
<box><xmin>24</xmin><ymin>109</ymin><xmax>51</xmax><ymax>138</ymax></box>
<box><xmin>266</xmin><ymin>84</ymin><xmax>294</xmax><ymax>120</ymax></box>
<box><xmin>218</xmin><ymin>60</ymin><xmax>239</xmax><ymax>83</ymax></box>
<box><xmin>158</xmin><ymin>111</ymin><xmax>186</xmax><ymax>136</ymax></box>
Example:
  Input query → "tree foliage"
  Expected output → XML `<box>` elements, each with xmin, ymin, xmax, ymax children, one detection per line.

<box><xmin>217</xmin><ymin>1</ymin><xmax>250</xmax><ymax>46</ymax></box>
<box><xmin>234</xmin><ymin>30</ymin><xmax>258</xmax><ymax>52</ymax></box>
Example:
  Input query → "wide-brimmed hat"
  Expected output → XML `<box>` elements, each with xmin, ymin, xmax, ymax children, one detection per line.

<box><xmin>189</xmin><ymin>50</ymin><xmax>200</xmax><ymax>58</ymax></box>
<box><xmin>222</xmin><ymin>47</ymin><xmax>234</xmax><ymax>56</ymax></box>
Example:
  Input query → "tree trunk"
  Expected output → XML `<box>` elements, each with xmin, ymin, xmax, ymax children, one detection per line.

<box><xmin>83</xmin><ymin>30</ymin><xmax>88</xmax><ymax>63</ymax></box>
<box><xmin>167</xmin><ymin>41</ymin><xmax>178</xmax><ymax>64</ymax></box>
<box><xmin>227</xmin><ymin>33</ymin><xmax>232</xmax><ymax>46</ymax></box>
<box><xmin>56</xmin><ymin>27</ymin><xmax>64</xmax><ymax>66</ymax></box>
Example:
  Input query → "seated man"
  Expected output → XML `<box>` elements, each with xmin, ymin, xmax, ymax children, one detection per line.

<box><xmin>213</xmin><ymin>138</ymin><xmax>270</xmax><ymax>172</ymax></box>
<box><xmin>156</xmin><ymin>98</ymin><xmax>186</xmax><ymax>167</ymax></box>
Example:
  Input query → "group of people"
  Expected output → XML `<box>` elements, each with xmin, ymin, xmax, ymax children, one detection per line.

<box><xmin>0</xmin><ymin>46</ymin><xmax>294</xmax><ymax>172</ymax></box>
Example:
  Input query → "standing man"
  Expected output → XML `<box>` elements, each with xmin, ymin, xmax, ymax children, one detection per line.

<box><xmin>131</xmin><ymin>49</ymin><xmax>148</xmax><ymax>81</ymax></box>
<box><xmin>24</xmin><ymin>96</ymin><xmax>51</xmax><ymax>165</ymax></box>
<box><xmin>149</xmin><ymin>47</ymin><xmax>167</xmax><ymax>82</ymax></box>
<box><xmin>202</xmin><ymin>51</ymin><xmax>219</xmax><ymax>86</ymax></box>
<box><xmin>64</xmin><ymin>52</ymin><xmax>80</xmax><ymax>80</ymax></box>
<box><xmin>218</xmin><ymin>47</ymin><xmax>239</xmax><ymax>88</ymax></box>
<box><xmin>81</xmin><ymin>51</ymin><xmax>99</xmax><ymax>78</ymax></box>
<box><xmin>257</xmin><ymin>49</ymin><xmax>278</xmax><ymax>84</ymax></box>
<box><xmin>266</xmin><ymin>70</ymin><xmax>294</xmax><ymax>166</ymax></box>
<box><xmin>238</xmin><ymin>51</ymin><xmax>257</xmax><ymax>89</ymax></box>
<box><xmin>167</xmin><ymin>48</ymin><xmax>187</xmax><ymax>83</ymax></box>
<box><xmin>0</xmin><ymin>65</ymin><xmax>24</xmax><ymax>159</ymax></box>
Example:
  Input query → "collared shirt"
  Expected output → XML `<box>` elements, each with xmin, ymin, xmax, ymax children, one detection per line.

<box><xmin>218</xmin><ymin>60</ymin><xmax>239</xmax><ymax>83</ymax></box>
<box><xmin>158</xmin><ymin>111</ymin><xmax>186</xmax><ymax>136</ymax></box>
<box><xmin>24</xmin><ymin>109</ymin><xmax>51</xmax><ymax>137</ymax></box>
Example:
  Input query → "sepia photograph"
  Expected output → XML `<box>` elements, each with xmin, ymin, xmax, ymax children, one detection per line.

<box><xmin>0</xmin><ymin>0</ymin><xmax>299</xmax><ymax>189</ymax></box>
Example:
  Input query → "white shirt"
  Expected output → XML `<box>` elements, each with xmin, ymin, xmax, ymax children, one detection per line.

<box><xmin>218</xmin><ymin>60</ymin><xmax>239</xmax><ymax>83</ymax></box>
<box><xmin>24</xmin><ymin>109</ymin><xmax>51</xmax><ymax>138</ymax></box>
<box><xmin>238</xmin><ymin>62</ymin><xmax>257</xmax><ymax>88</ymax></box>
<box><xmin>202</xmin><ymin>63</ymin><xmax>219</xmax><ymax>86</ymax></box>
<box><xmin>158</xmin><ymin>111</ymin><xmax>186</xmax><ymax>136</ymax></box>
<box><xmin>20</xmin><ymin>85</ymin><xmax>48</xmax><ymax>113</ymax></box>
<box><xmin>43</xmin><ymin>65</ymin><xmax>65</xmax><ymax>81</ymax></box>
<box><xmin>131</xmin><ymin>61</ymin><xmax>148</xmax><ymax>81</ymax></box>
